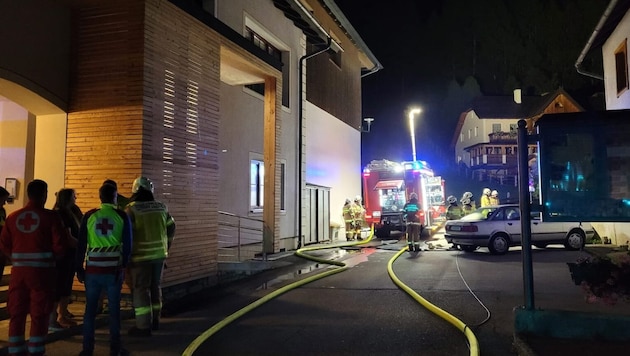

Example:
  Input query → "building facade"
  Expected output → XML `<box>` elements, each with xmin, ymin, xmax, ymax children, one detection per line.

<box><xmin>0</xmin><ymin>0</ymin><xmax>380</xmax><ymax>303</ymax></box>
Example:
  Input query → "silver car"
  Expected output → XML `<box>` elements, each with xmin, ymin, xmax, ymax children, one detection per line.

<box><xmin>444</xmin><ymin>204</ymin><xmax>594</xmax><ymax>255</ymax></box>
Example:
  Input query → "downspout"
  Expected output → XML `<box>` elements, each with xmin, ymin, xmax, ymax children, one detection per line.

<box><xmin>575</xmin><ymin>0</ymin><xmax>618</xmax><ymax>80</ymax></box>
<box><xmin>297</xmin><ymin>38</ymin><xmax>332</xmax><ymax>248</ymax></box>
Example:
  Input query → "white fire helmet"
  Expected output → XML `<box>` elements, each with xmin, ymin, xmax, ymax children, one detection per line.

<box><xmin>483</xmin><ymin>188</ymin><xmax>491</xmax><ymax>196</ymax></box>
<box><xmin>345</xmin><ymin>198</ymin><xmax>351</xmax><ymax>204</ymax></box>
<box><xmin>409</xmin><ymin>192</ymin><xmax>418</xmax><ymax>200</ymax></box>
<box><xmin>447</xmin><ymin>195</ymin><xmax>457</xmax><ymax>204</ymax></box>
<box><xmin>491</xmin><ymin>190</ymin><xmax>498</xmax><ymax>197</ymax></box>
<box><xmin>354</xmin><ymin>195</ymin><xmax>362</xmax><ymax>203</ymax></box>
<box><xmin>132</xmin><ymin>176</ymin><xmax>154</xmax><ymax>194</ymax></box>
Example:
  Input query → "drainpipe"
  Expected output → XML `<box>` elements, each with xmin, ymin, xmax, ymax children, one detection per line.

<box><xmin>297</xmin><ymin>38</ymin><xmax>332</xmax><ymax>249</ymax></box>
<box><xmin>575</xmin><ymin>0</ymin><xmax>618</xmax><ymax>80</ymax></box>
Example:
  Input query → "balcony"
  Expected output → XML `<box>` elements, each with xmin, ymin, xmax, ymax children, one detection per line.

<box><xmin>488</xmin><ymin>131</ymin><xmax>518</xmax><ymax>143</ymax></box>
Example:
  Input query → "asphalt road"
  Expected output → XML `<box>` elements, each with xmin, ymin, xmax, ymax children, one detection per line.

<box><xmin>42</xmin><ymin>232</ymin><xmax>630</xmax><ymax>356</ymax></box>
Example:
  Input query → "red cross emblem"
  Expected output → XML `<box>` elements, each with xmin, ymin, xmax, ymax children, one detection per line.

<box><xmin>96</xmin><ymin>218</ymin><xmax>114</xmax><ymax>235</ymax></box>
<box><xmin>17</xmin><ymin>211</ymin><xmax>40</xmax><ymax>233</ymax></box>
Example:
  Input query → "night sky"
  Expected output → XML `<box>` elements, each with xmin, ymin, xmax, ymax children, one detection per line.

<box><xmin>334</xmin><ymin>0</ymin><xmax>607</xmax><ymax>172</ymax></box>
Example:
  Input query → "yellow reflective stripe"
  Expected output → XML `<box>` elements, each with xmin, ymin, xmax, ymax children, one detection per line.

<box><xmin>135</xmin><ymin>306</ymin><xmax>151</xmax><ymax>316</ymax></box>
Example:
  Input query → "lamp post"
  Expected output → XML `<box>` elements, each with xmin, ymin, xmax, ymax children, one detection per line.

<box><xmin>408</xmin><ymin>108</ymin><xmax>422</xmax><ymax>161</ymax></box>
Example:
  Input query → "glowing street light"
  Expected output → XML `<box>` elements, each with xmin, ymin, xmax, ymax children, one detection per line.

<box><xmin>408</xmin><ymin>107</ymin><xmax>422</xmax><ymax>161</ymax></box>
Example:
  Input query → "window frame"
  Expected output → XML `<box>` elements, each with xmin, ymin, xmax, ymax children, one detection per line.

<box><xmin>615</xmin><ymin>39</ymin><xmax>629</xmax><ymax>96</ymax></box>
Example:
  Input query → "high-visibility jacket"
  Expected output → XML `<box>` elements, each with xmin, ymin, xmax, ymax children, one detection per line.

<box><xmin>446</xmin><ymin>204</ymin><xmax>463</xmax><ymax>220</ymax></box>
<box><xmin>78</xmin><ymin>203</ymin><xmax>132</xmax><ymax>274</ymax></box>
<box><xmin>126</xmin><ymin>200</ymin><xmax>175</xmax><ymax>263</ymax></box>
<box><xmin>0</xmin><ymin>202</ymin><xmax>67</xmax><ymax>268</ymax></box>
<box><xmin>342</xmin><ymin>203</ymin><xmax>354</xmax><ymax>222</ymax></box>
<box><xmin>480</xmin><ymin>195</ymin><xmax>491</xmax><ymax>207</ymax></box>
<box><xmin>403</xmin><ymin>199</ymin><xmax>421</xmax><ymax>223</ymax></box>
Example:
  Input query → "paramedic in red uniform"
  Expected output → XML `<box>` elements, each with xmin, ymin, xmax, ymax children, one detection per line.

<box><xmin>0</xmin><ymin>179</ymin><xmax>67</xmax><ymax>356</ymax></box>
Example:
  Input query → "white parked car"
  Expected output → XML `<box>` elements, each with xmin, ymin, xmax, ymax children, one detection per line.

<box><xmin>444</xmin><ymin>204</ymin><xmax>594</xmax><ymax>255</ymax></box>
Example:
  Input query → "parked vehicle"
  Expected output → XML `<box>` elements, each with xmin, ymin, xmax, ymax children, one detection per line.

<box><xmin>444</xmin><ymin>204</ymin><xmax>594</xmax><ymax>255</ymax></box>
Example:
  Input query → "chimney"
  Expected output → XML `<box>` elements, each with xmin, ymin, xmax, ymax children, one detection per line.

<box><xmin>513</xmin><ymin>89</ymin><xmax>522</xmax><ymax>104</ymax></box>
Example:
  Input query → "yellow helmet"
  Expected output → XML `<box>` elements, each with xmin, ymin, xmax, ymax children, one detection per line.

<box><xmin>132</xmin><ymin>176</ymin><xmax>154</xmax><ymax>194</ymax></box>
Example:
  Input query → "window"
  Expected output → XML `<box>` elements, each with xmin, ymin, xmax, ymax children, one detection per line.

<box><xmin>194</xmin><ymin>0</ymin><xmax>215</xmax><ymax>15</ymax></box>
<box><xmin>510</xmin><ymin>124</ymin><xmax>518</xmax><ymax>133</ymax></box>
<box><xmin>460</xmin><ymin>133</ymin><xmax>464</xmax><ymax>142</ymax></box>
<box><xmin>468</xmin><ymin>129</ymin><xmax>471</xmax><ymax>139</ymax></box>
<box><xmin>250</xmin><ymin>160</ymin><xmax>264</xmax><ymax>211</ymax></box>
<box><xmin>615</xmin><ymin>39</ymin><xmax>628</xmax><ymax>94</ymax></box>
<box><xmin>474</xmin><ymin>126</ymin><xmax>478</xmax><ymax>137</ymax></box>
<box><xmin>244</xmin><ymin>27</ymin><xmax>290</xmax><ymax>107</ymax></box>
<box><xmin>492</xmin><ymin>124</ymin><xmax>501</xmax><ymax>133</ymax></box>
<box><xmin>280</xmin><ymin>162</ymin><xmax>285</xmax><ymax>211</ymax></box>
<box><xmin>250</xmin><ymin>159</ymin><xmax>286</xmax><ymax>212</ymax></box>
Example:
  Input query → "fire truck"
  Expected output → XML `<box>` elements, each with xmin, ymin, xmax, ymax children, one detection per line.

<box><xmin>362</xmin><ymin>159</ymin><xmax>442</xmax><ymax>238</ymax></box>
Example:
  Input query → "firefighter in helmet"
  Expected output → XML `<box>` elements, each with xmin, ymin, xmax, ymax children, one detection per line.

<box><xmin>480</xmin><ymin>188</ymin><xmax>491</xmax><ymax>207</ymax></box>
<box><xmin>490</xmin><ymin>190</ymin><xmax>500</xmax><ymax>205</ymax></box>
<box><xmin>445</xmin><ymin>195</ymin><xmax>463</xmax><ymax>250</ymax></box>
<box><xmin>342</xmin><ymin>198</ymin><xmax>355</xmax><ymax>241</ymax></box>
<box><xmin>351</xmin><ymin>195</ymin><xmax>365</xmax><ymax>241</ymax></box>
<box><xmin>445</xmin><ymin>195</ymin><xmax>463</xmax><ymax>221</ymax></box>
<box><xmin>460</xmin><ymin>191</ymin><xmax>476</xmax><ymax>215</ymax></box>
<box><xmin>402</xmin><ymin>192</ymin><xmax>422</xmax><ymax>252</ymax></box>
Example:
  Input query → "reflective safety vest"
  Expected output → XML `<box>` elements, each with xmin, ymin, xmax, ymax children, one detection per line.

<box><xmin>127</xmin><ymin>200</ymin><xmax>175</xmax><ymax>263</ymax></box>
<box><xmin>446</xmin><ymin>205</ymin><xmax>463</xmax><ymax>220</ymax></box>
<box><xmin>342</xmin><ymin>204</ymin><xmax>354</xmax><ymax>222</ymax></box>
<box><xmin>83</xmin><ymin>203</ymin><xmax>132</xmax><ymax>273</ymax></box>
<box><xmin>403</xmin><ymin>200</ymin><xmax>421</xmax><ymax>223</ymax></box>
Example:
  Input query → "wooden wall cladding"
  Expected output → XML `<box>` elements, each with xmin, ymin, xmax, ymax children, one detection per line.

<box><xmin>68</xmin><ymin>0</ymin><xmax>221</xmax><ymax>290</ymax></box>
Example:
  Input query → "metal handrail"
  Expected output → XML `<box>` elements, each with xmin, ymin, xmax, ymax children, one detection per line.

<box><xmin>218</xmin><ymin>211</ymin><xmax>264</xmax><ymax>262</ymax></box>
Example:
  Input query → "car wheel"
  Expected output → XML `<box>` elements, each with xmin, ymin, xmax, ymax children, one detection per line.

<box><xmin>534</xmin><ymin>243</ymin><xmax>548</xmax><ymax>249</ymax></box>
<box><xmin>461</xmin><ymin>245</ymin><xmax>478</xmax><ymax>252</ymax></box>
<box><xmin>488</xmin><ymin>234</ymin><xmax>510</xmax><ymax>255</ymax></box>
<box><xmin>564</xmin><ymin>230</ymin><xmax>585</xmax><ymax>250</ymax></box>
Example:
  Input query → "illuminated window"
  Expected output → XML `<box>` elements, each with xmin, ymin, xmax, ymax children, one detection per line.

<box><xmin>250</xmin><ymin>160</ymin><xmax>264</xmax><ymax>211</ymax></box>
<box><xmin>492</xmin><ymin>123</ymin><xmax>501</xmax><ymax>133</ymax></box>
<box><xmin>250</xmin><ymin>159</ymin><xmax>285</xmax><ymax>212</ymax></box>
<box><xmin>615</xmin><ymin>39</ymin><xmax>628</xmax><ymax>94</ymax></box>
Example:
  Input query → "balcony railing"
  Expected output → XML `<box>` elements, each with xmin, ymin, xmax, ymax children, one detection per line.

<box><xmin>488</xmin><ymin>131</ymin><xmax>517</xmax><ymax>143</ymax></box>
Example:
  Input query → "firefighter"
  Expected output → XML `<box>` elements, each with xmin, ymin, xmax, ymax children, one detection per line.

<box><xmin>445</xmin><ymin>195</ymin><xmax>463</xmax><ymax>220</ymax></box>
<box><xmin>461</xmin><ymin>191</ymin><xmax>476</xmax><ymax>215</ymax></box>
<box><xmin>490</xmin><ymin>190</ymin><xmax>500</xmax><ymax>205</ymax></box>
<box><xmin>480</xmin><ymin>188</ymin><xmax>491</xmax><ymax>207</ymax></box>
<box><xmin>342</xmin><ymin>198</ymin><xmax>355</xmax><ymax>241</ymax></box>
<box><xmin>445</xmin><ymin>195</ymin><xmax>463</xmax><ymax>251</ymax></box>
<box><xmin>352</xmin><ymin>195</ymin><xmax>365</xmax><ymax>240</ymax></box>
<box><xmin>0</xmin><ymin>179</ymin><xmax>68</xmax><ymax>356</ymax></box>
<box><xmin>126</xmin><ymin>177</ymin><xmax>176</xmax><ymax>337</ymax></box>
<box><xmin>402</xmin><ymin>192</ymin><xmax>422</xmax><ymax>252</ymax></box>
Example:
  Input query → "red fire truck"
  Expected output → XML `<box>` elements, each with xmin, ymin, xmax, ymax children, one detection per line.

<box><xmin>362</xmin><ymin>159</ymin><xmax>439</xmax><ymax>238</ymax></box>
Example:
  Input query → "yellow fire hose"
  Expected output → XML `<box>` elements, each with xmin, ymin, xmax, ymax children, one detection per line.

<box><xmin>183</xmin><ymin>225</ymin><xmax>479</xmax><ymax>356</ymax></box>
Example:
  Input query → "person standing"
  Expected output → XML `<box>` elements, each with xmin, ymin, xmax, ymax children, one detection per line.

<box><xmin>460</xmin><ymin>192</ymin><xmax>476</xmax><ymax>215</ymax></box>
<box><xmin>77</xmin><ymin>183</ymin><xmax>132</xmax><ymax>356</ymax></box>
<box><xmin>342</xmin><ymin>198</ymin><xmax>355</xmax><ymax>241</ymax></box>
<box><xmin>490</xmin><ymin>190</ymin><xmax>500</xmax><ymax>206</ymax></box>
<box><xmin>351</xmin><ymin>195</ymin><xmax>365</xmax><ymax>241</ymax></box>
<box><xmin>480</xmin><ymin>188</ymin><xmax>491</xmax><ymax>207</ymax></box>
<box><xmin>0</xmin><ymin>179</ymin><xmax>68</xmax><ymax>356</ymax></box>
<box><xmin>0</xmin><ymin>186</ymin><xmax>10</xmax><ymax>278</ymax></box>
<box><xmin>126</xmin><ymin>177</ymin><xmax>175</xmax><ymax>336</ymax></box>
<box><xmin>445</xmin><ymin>195</ymin><xmax>463</xmax><ymax>250</ymax></box>
<box><xmin>104</xmin><ymin>179</ymin><xmax>131</xmax><ymax>210</ymax></box>
<box><xmin>402</xmin><ymin>192</ymin><xmax>422</xmax><ymax>252</ymax></box>
<box><xmin>49</xmin><ymin>188</ymin><xmax>82</xmax><ymax>330</ymax></box>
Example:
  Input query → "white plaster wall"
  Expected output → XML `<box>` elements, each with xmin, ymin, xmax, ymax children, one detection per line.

<box><xmin>603</xmin><ymin>9</ymin><xmax>630</xmax><ymax>110</ymax></box>
<box><xmin>217</xmin><ymin>1</ymin><xmax>303</xmax><ymax>246</ymax></box>
<box><xmin>0</xmin><ymin>100</ymin><xmax>29</xmax><ymax>215</ymax></box>
<box><xmin>305</xmin><ymin>101</ymin><xmax>361</xmax><ymax>229</ymax></box>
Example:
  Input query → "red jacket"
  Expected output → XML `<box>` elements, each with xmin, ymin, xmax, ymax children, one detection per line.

<box><xmin>0</xmin><ymin>202</ymin><xmax>67</xmax><ymax>268</ymax></box>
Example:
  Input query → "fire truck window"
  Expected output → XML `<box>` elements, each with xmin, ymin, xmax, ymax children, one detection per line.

<box><xmin>379</xmin><ymin>189</ymin><xmax>405</xmax><ymax>212</ymax></box>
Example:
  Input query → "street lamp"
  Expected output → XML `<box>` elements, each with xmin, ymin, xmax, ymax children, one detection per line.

<box><xmin>361</xmin><ymin>117</ymin><xmax>374</xmax><ymax>132</ymax></box>
<box><xmin>408</xmin><ymin>108</ymin><xmax>422</xmax><ymax>161</ymax></box>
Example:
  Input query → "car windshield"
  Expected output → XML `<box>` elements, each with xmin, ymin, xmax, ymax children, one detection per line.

<box><xmin>460</xmin><ymin>207</ymin><xmax>498</xmax><ymax>221</ymax></box>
